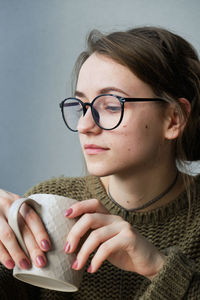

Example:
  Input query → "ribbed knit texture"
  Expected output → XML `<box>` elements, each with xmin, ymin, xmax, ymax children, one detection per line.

<box><xmin>1</xmin><ymin>175</ymin><xmax>200</xmax><ymax>299</ymax></box>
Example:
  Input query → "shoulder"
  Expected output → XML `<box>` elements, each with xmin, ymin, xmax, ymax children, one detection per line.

<box><xmin>188</xmin><ymin>174</ymin><xmax>200</xmax><ymax>222</ymax></box>
<box><xmin>24</xmin><ymin>176</ymin><xmax>94</xmax><ymax>201</ymax></box>
<box><xmin>195</xmin><ymin>173</ymin><xmax>200</xmax><ymax>186</ymax></box>
<box><xmin>193</xmin><ymin>174</ymin><xmax>200</xmax><ymax>204</ymax></box>
<box><xmin>192</xmin><ymin>174</ymin><xmax>200</xmax><ymax>198</ymax></box>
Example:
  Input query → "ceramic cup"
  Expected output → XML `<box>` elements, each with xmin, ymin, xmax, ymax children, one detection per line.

<box><xmin>8</xmin><ymin>193</ymin><xmax>83</xmax><ymax>292</ymax></box>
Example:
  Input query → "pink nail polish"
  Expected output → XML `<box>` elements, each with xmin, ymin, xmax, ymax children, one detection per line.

<box><xmin>19</xmin><ymin>258</ymin><xmax>30</xmax><ymax>269</ymax></box>
<box><xmin>64</xmin><ymin>208</ymin><xmax>73</xmax><ymax>217</ymax></box>
<box><xmin>5</xmin><ymin>259</ymin><xmax>15</xmax><ymax>269</ymax></box>
<box><xmin>87</xmin><ymin>264</ymin><xmax>93</xmax><ymax>273</ymax></box>
<box><xmin>36</xmin><ymin>256</ymin><xmax>46</xmax><ymax>267</ymax></box>
<box><xmin>72</xmin><ymin>259</ymin><xmax>78</xmax><ymax>270</ymax></box>
<box><xmin>40</xmin><ymin>239</ymin><xmax>50</xmax><ymax>251</ymax></box>
<box><xmin>64</xmin><ymin>241</ymin><xmax>70</xmax><ymax>253</ymax></box>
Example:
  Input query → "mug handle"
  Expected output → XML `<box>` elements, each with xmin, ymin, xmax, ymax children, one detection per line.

<box><xmin>8</xmin><ymin>197</ymin><xmax>41</xmax><ymax>257</ymax></box>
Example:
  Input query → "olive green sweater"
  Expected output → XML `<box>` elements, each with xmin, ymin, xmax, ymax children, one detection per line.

<box><xmin>1</xmin><ymin>175</ymin><xmax>200</xmax><ymax>300</ymax></box>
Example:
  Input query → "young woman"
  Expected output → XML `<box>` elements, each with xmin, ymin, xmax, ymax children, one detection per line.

<box><xmin>0</xmin><ymin>26</ymin><xmax>200</xmax><ymax>299</ymax></box>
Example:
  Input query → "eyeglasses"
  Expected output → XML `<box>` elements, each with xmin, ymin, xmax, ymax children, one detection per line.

<box><xmin>59</xmin><ymin>94</ymin><xmax>166</xmax><ymax>132</ymax></box>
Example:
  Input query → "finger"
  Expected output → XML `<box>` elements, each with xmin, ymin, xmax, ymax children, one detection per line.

<box><xmin>87</xmin><ymin>232</ymin><xmax>127</xmax><ymax>273</ymax></box>
<box><xmin>65</xmin><ymin>213</ymin><xmax>118</xmax><ymax>253</ymax></box>
<box><xmin>0</xmin><ymin>215</ymin><xmax>47</xmax><ymax>269</ymax></box>
<box><xmin>0</xmin><ymin>241</ymin><xmax>15</xmax><ymax>269</ymax></box>
<box><xmin>0</xmin><ymin>217</ymin><xmax>31</xmax><ymax>270</ymax></box>
<box><xmin>0</xmin><ymin>189</ymin><xmax>20</xmax><ymax>201</ymax></box>
<box><xmin>64</xmin><ymin>198</ymin><xmax>109</xmax><ymax>219</ymax></box>
<box><xmin>0</xmin><ymin>191</ymin><xmax>20</xmax><ymax>215</ymax></box>
<box><xmin>18</xmin><ymin>216</ymin><xmax>47</xmax><ymax>268</ymax></box>
<box><xmin>19</xmin><ymin>203</ymin><xmax>51</xmax><ymax>252</ymax></box>
<box><xmin>72</xmin><ymin>223</ymin><xmax>119</xmax><ymax>270</ymax></box>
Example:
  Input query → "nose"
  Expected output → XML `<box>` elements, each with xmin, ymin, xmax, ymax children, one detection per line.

<box><xmin>77</xmin><ymin>107</ymin><xmax>101</xmax><ymax>134</ymax></box>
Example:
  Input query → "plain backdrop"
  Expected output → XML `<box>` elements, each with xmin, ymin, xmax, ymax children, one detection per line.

<box><xmin>0</xmin><ymin>0</ymin><xmax>200</xmax><ymax>194</ymax></box>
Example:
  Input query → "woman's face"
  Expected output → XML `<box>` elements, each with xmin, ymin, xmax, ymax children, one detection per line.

<box><xmin>76</xmin><ymin>53</ymin><xmax>170</xmax><ymax>177</ymax></box>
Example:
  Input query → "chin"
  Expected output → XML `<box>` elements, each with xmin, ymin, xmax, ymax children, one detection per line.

<box><xmin>86</xmin><ymin>163</ymin><xmax>117</xmax><ymax>177</ymax></box>
<box><xmin>87</xmin><ymin>169</ymin><xmax>110</xmax><ymax>177</ymax></box>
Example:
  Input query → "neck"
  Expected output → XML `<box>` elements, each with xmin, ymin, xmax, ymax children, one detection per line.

<box><xmin>101</xmin><ymin>165</ymin><xmax>184</xmax><ymax>211</ymax></box>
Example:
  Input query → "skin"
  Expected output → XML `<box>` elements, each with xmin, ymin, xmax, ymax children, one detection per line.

<box><xmin>0</xmin><ymin>53</ymin><xmax>190</xmax><ymax>280</ymax></box>
<box><xmin>63</xmin><ymin>53</ymin><xmax>188</xmax><ymax>278</ymax></box>
<box><xmin>0</xmin><ymin>189</ymin><xmax>51</xmax><ymax>269</ymax></box>
<box><xmin>76</xmin><ymin>54</ymin><xmax>182</xmax><ymax>209</ymax></box>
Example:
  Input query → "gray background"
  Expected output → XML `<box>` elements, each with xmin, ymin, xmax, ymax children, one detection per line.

<box><xmin>0</xmin><ymin>0</ymin><xmax>200</xmax><ymax>195</ymax></box>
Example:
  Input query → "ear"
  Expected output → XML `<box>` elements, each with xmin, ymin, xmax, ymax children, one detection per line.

<box><xmin>164</xmin><ymin>98</ymin><xmax>191</xmax><ymax>140</ymax></box>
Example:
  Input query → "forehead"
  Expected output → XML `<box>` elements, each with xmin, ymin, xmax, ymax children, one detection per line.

<box><xmin>76</xmin><ymin>53</ymin><xmax>154</xmax><ymax>97</ymax></box>
<box><xmin>78</xmin><ymin>53</ymin><xmax>134</xmax><ymax>84</ymax></box>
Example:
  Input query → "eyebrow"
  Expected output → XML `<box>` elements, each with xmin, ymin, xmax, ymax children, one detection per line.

<box><xmin>74</xmin><ymin>87</ymin><xmax>130</xmax><ymax>98</ymax></box>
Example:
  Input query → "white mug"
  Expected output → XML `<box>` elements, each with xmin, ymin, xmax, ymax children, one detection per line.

<box><xmin>8</xmin><ymin>193</ymin><xmax>83</xmax><ymax>292</ymax></box>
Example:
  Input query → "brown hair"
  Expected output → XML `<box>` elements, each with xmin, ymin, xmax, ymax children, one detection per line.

<box><xmin>73</xmin><ymin>26</ymin><xmax>200</xmax><ymax>203</ymax></box>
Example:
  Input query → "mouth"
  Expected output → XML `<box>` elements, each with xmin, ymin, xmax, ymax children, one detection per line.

<box><xmin>84</xmin><ymin>144</ymin><xmax>110</xmax><ymax>155</ymax></box>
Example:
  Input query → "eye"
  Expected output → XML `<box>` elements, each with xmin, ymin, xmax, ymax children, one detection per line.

<box><xmin>105</xmin><ymin>104</ymin><xmax>121</xmax><ymax>112</ymax></box>
<box><xmin>63</xmin><ymin>102</ymin><xmax>79</xmax><ymax>108</ymax></box>
<box><xmin>64</xmin><ymin>100</ymin><xmax>83</xmax><ymax>113</ymax></box>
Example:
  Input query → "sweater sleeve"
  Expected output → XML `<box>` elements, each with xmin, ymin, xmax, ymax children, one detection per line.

<box><xmin>138</xmin><ymin>247</ymin><xmax>200</xmax><ymax>300</ymax></box>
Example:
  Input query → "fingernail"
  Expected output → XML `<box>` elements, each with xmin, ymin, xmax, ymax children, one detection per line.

<box><xmin>87</xmin><ymin>264</ymin><xmax>93</xmax><ymax>273</ymax></box>
<box><xmin>40</xmin><ymin>239</ymin><xmax>50</xmax><ymax>251</ymax></box>
<box><xmin>64</xmin><ymin>208</ymin><xmax>73</xmax><ymax>217</ymax></box>
<box><xmin>5</xmin><ymin>259</ymin><xmax>15</xmax><ymax>269</ymax></box>
<box><xmin>19</xmin><ymin>258</ymin><xmax>30</xmax><ymax>269</ymax></box>
<box><xmin>64</xmin><ymin>241</ymin><xmax>70</xmax><ymax>253</ymax></box>
<box><xmin>72</xmin><ymin>259</ymin><xmax>78</xmax><ymax>270</ymax></box>
<box><xmin>36</xmin><ymin>255</ymin><xmax>46</xmax><ymax>267</ymax></box>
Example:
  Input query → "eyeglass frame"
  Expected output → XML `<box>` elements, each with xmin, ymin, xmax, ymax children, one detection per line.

<box><xmin>59</xmin><ymin>93</ymin><xmax>167</xmax><ymax>132</ymax></box>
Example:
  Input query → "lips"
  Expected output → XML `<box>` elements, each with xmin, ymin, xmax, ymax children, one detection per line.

<box><xmin>84</xmin><ymin>144</ymin><xmax>110</xmax><ymax>155</ymax></box>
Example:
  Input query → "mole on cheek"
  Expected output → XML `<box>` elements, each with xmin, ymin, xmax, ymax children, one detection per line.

<box><xmin>145</xmin><ymin>124</ymin><xmax>149</xmax><ymax>129</ymax></box>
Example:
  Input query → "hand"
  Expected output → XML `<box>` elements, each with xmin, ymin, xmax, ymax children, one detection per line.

<box><xmin>0</xmin><ymin>189</ymin><xmax>51</xmax><ymax>270</ymax></box>
<box><xmin>64</xmin><ymin>199</ymin><xmax>167</xmax><ymax>280</ymax></box>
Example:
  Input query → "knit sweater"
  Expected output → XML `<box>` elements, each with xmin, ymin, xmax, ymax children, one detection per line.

<box><xmin>1</xmin><ymin>175</ymin><xmax>200</xmax><ymax>300</ymax></box>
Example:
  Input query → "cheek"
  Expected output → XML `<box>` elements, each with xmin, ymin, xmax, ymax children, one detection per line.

<box><xmin>113</xmin><ymin>122</ymin><xmax>156</xmax><ymax>156</ymax></box>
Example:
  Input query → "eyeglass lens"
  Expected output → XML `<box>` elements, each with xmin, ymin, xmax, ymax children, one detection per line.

<box><xmin>62</xmin><ymin>95</ymin><xmax>122</xmax><ymax>131</ymax></box>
